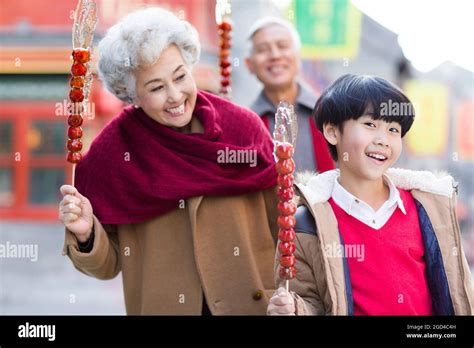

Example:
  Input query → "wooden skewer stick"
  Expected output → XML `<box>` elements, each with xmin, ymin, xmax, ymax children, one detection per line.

<box><xmin>72</xmin><ymin>164</ymin><xmax>77</xmax><ymax>187</ymax></box>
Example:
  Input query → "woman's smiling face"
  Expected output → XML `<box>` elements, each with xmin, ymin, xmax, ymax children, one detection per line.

<box><xmin>134</xmin><ymin>44</ymin><xmax>197</xmax><ymax>131</ymax></box>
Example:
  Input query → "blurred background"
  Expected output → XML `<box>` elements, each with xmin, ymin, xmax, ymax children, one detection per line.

<box><xmin>0</xmin><ymin>0</ymin><xmax>473</xmax><ymax>314</ymax></box>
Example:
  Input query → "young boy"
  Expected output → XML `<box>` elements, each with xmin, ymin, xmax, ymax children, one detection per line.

<box><xmin>268</xmin><ymin>74</ymin><xmax>474</xmax><ymax>315</ymax></box>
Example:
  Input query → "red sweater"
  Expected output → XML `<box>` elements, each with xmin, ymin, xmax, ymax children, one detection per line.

<box><xmin>328</xmin><ymin>189</ymin><xmax>434</xmax><ymax>315</ymax></box>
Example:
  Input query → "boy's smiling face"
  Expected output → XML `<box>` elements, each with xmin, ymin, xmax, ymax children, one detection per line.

<box><xmin>324</xmin><ymin>111</ymin><xmax>403</xmax><ymax>182</ymax></box>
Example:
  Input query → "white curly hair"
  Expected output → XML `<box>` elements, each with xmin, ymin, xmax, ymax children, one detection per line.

<box><xmin>98</xmin><ymin>7</ymin><xmax>201</xmax><ymax>103</ymax></box>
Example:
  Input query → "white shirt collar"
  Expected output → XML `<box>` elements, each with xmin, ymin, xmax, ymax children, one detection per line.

<box><xmin>331</xmin><ymin>174</ymin><xmax>406</xmax><ymax>230</ymax></box>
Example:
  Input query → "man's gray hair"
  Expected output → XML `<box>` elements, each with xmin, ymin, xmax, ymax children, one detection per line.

<box><xmin>98</xmin><ymin>7</ymin><xmax>201</xmax><ymax>104</ymax></box>
<box><xmin>245</xmin><ymin>17</ymin><xmax>301</xmax><ymax>58</ymax></box>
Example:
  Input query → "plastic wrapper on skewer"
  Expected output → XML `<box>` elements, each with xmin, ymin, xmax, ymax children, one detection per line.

<box><xmin>273</xmin><ymin>101</ymin><xmax>298</xmax><ymax>286</ymax></box>
<box><xmin>67</xmin><ymin>0</ymin><xmax>97</xmax><ymax>165</ymax></box>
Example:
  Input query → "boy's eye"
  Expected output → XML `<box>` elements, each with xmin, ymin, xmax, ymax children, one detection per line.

<box><xmin>390</xmin><ymin>127</ymin><xmax>400</xmax><ymax>133</ymax></box>
<box><xmin>364</xmin><ymin>122</ymin><xmax>376</xmax><ymax>128</ymax></box>
<box><xmin>151</xmin><ymin>85</ymin><xmax>163</xmax><ymax>92</ymax></box>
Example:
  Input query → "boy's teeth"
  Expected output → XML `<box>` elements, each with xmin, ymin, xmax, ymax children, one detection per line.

<box><xmin>367</xmin><ymin>153</ymin><xmax>387</xmax><ymax>160</ymax></box>
<box><xmin>167</xmin><ymin>103</ymin><xmax>184</xmax><ymax>114</ymax></box>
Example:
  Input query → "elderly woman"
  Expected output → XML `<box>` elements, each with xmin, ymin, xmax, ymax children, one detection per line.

<box><xmin>59</xmin><ymin>7</ymin><xmax>280</xmax><ymax>315</ymax></box>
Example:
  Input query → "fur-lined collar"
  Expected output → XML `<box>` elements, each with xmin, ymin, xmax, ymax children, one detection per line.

<box><xmin>295</xmin><ymin>168</ymin><xmax>456</xmax><ymax>205</ymax></box>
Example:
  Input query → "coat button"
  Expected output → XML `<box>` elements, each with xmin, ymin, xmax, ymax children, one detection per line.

<box><xmin>253</xmin><ymin>290</ymin><xmax>263</xmax><ymax>301</ymax></box>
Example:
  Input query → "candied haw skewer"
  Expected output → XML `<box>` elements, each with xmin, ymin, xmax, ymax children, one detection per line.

<box><xmin>67</xmin><ymin>48</ymin><xmax>90</xmax><ymax>164</ymax></box>
<box><xmin>217</xmin><ymin>19</ymin><xmax>232</xmax><ymax>98</ymax></box>
<box><xmin>67</xmin><ymin>2</ymin><xmax>97</xmax><ymax>187</ymax></box>
<box><xmin>275</xmin><ymin>143</ymin><xmax>297</xmax><ymax>286</ymax></box>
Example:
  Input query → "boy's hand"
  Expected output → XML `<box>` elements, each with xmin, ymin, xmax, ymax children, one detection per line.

<box><xmin>59</xmin><ymin>185</ymin><xmax>94</xmax><ymax>243</ymax></box>
<box><xmin>267</xmin><ymin>287</ymin><xmax>296</xmax><ymax>315</ymax></box>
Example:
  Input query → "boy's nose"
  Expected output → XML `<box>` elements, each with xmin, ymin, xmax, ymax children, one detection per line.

<box><xmin>374</xmin><ymin>133</ymin><xmax>389</xmax><ymax>147</ymax></box>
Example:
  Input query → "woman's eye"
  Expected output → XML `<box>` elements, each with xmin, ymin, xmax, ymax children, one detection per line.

<box><xmin>151</xmin><ymin>86</ymin><xmax>163</xmax><ymax>92</ymax></box>
<box><xmin>176</xmin><ymin>74</ymin><xmax>186</xmax><ymax>81</ymax></box>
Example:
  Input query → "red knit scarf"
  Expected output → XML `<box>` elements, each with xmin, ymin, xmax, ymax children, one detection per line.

<box><xmin>75</xmin><ymin>91</ymin><xmax>277</xmax><ymax>224</ymax></box>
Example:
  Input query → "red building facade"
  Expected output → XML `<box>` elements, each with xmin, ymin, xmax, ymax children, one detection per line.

<box><xmin>0</xmin><ymin>0</ymin><xmax>217</xmax><ymax>220</ymax></box>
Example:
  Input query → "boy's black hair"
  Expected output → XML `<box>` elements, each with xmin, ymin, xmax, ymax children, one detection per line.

<box><xmin>313</xmin><ymin>74</ymin><xmax>415</xmax><ymax>161</ymax></box>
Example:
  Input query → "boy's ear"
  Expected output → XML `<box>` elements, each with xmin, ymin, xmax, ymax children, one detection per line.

<box><xmin>323</xmin><ymin>123</ymin><xmax>338</xmax><ymax>145</ymax></box>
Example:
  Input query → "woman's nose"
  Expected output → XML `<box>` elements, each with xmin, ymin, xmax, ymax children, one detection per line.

<box><xmin>167</xmin><ymin>85</ymin><xmax>182</xmax><ymax>103</ymax></box>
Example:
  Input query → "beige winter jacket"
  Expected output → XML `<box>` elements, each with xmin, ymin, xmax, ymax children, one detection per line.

<box><xmin>274</xmin><ymin>168</ymin><xmax>474</xmax><ymax>315</ymax></box>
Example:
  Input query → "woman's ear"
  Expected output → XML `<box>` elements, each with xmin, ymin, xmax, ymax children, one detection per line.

<box><xmin>131</xmin><ymin>97</ymin><xmax>140</xmax><ymax>108</ymax></box>
<box><xmin>323</xmin><ymin>123</ymin><xmax>338</xmax><ymax>145</ymax></box>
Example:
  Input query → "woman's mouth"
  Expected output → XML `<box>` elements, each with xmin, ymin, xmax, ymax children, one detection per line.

<box><xmin>165</xmin><ymin>100</ymin><xmax>186</xmax><ymax>117</ymax></box>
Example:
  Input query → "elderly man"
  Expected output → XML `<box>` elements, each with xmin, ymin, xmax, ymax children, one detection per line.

<box><xmin>245</xmin><ymin>17</ymin><xmax>334</xmax><ymax>173</ymax></box>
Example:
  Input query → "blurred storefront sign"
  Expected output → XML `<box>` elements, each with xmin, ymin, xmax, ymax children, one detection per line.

<box><xmin>404</xmin><ymin>80</ymin><xmax>449</xmax><ymax>157</ymax></box>
<box><xmin>0</xmin><ymin>0</ymin><xmax>217</xmax><ymax>74</ymax></box>
<box><xmin>291</xmin><ymin>0</ymin><xmax>362</xmax><ymax>59</ymax></box>
<box><xmin>456</xmin><ymin>101</ymin><xmax>474</xmax><ymax>161</ymax></box>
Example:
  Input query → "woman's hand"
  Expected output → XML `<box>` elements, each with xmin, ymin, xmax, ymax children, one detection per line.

<box><xmin>267</xmin><ymin>287</ymin><xmax>296</xmax><ymax>315</ymax></box>
<box><xmin>59</xmin><ymin>185</ymin><xmax>94</xmax><ymax>243</ymax></box>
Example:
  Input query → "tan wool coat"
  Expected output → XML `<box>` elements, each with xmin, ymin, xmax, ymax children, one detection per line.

<box><xmin>63</xmin><ymin>186</ymin><xmax>280</xmax><ymax>315</ymax></box>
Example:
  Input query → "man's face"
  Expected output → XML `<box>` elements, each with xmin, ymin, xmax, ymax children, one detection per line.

<box><xmin>246</xmin><ymin>24</ymin><xmax>300</xmax><ymax>90</ymax></box>
<box><xmin>335</xmin><ymin>115</ymin><xmax>403</xmax><ymax>182</ymax></box>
